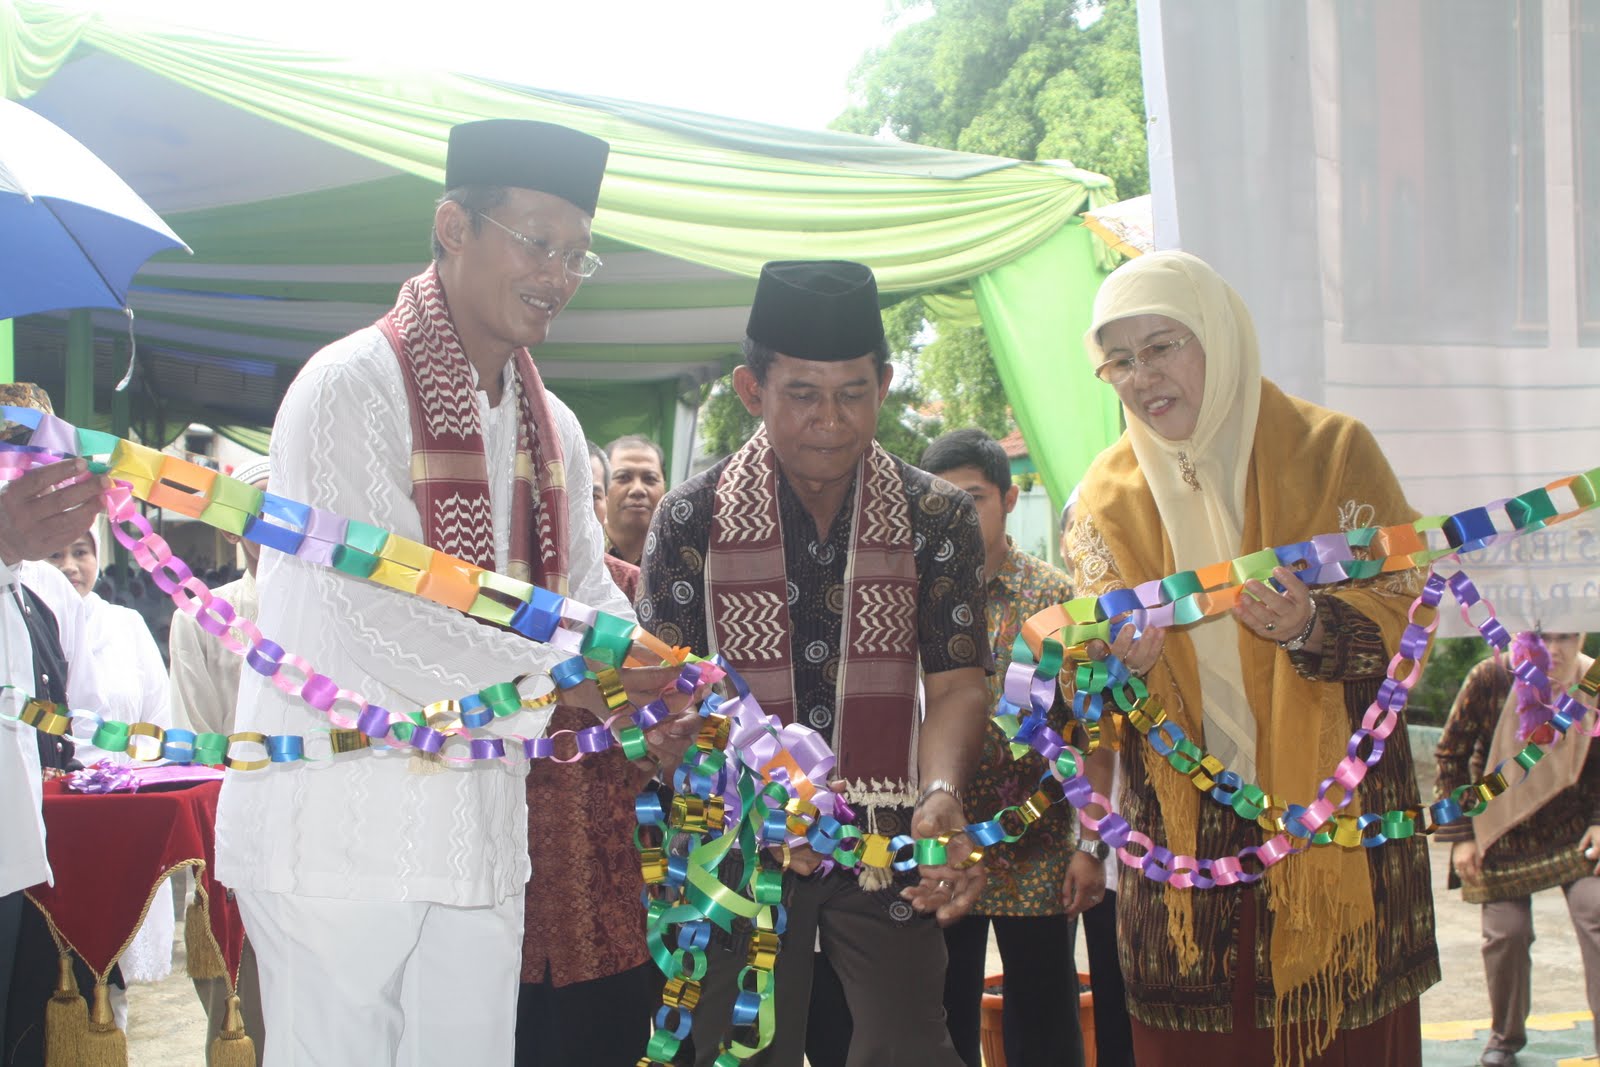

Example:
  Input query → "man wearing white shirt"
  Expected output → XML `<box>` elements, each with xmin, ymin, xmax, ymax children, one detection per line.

<box><xmin>0</xmin><ymin>454</ymin><xmax>107</xmax><ymax>1050</ymax></box>
<box><xmin>215</xmin><ymin>120</ymin><xmax>698</xmax><ymax>1066</ymax></box>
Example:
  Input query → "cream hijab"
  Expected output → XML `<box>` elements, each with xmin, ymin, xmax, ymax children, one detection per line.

<box><xmin>1084</xmin><ymin>251</ymin><xmax>1264</xmax><ymax>778</ymax></box>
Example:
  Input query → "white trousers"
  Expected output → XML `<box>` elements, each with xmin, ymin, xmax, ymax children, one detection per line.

<box><xmin>237</xmin><ymin>889</ymin><xmax>523</xmax><ymax>1067</ymax></box>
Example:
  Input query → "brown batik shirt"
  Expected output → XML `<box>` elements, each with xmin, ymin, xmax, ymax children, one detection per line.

<box><xmin>637</xmin><ymin>452</ymin><xmax>992</xmax><ymax>838</ymax></box>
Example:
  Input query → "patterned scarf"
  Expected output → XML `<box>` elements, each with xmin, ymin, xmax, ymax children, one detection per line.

<box><xmin>378</xmin><ymin>266</ymin><xmax>568</xmax><ymax>594</ymax></box>
<box><xmin>705</xmin><ymin>427</ymin><xmax>919</xmax><ymax>802</ymax></box>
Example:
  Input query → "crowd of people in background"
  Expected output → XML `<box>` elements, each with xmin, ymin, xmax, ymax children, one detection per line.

<box><xmin>3</xmin><ymin>116</ymin><xmax>1600</xmax><ymax>1067</ymax></box>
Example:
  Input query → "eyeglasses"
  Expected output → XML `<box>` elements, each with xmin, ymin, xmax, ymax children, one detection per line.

<box><xmin>1092</xmin><ymin>333</ymin><xmax>1195</xmax><ymax>386</ymax></box>
<box><xmin>476</xmin><ymin>213</ymin><xmax>603</xmax><ymax>279</ymax></box>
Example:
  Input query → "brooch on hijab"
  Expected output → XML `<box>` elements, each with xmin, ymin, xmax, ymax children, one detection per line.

<box><xmin>1177</xmin><ymin>451</ymin><xmax>1201</xmax><ymax>492</ymax></box>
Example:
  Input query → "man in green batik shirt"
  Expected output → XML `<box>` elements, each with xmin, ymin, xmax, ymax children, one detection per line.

<box><xmin>924</xmin><ymin>428</ymin><xmax>1112</xmax><ymax>1067</ymax></box>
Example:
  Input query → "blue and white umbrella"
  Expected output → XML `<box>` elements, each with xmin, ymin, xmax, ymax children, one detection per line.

<box><xmin>0</xmin><ymin>97</ymin><xmax>189</xmax><ymax>324</ymax></box>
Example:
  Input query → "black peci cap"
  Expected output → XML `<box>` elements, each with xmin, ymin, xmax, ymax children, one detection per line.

<box><xmin>745</xmin><ymin>260</ymin><xmax>887</xmax><ymax>362</ymax></box>
<box><xmin>445</xmin><ymin>119</ymin><xmax>610</xmax><ymax>216</ymax></box>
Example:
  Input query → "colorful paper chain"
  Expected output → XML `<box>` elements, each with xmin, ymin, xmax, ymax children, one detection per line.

<box><xmin>985</xmin><ymin>567</ymin><xmax>1600</xmax><ymax>890</ymax></box>
<box><xmin>4</xmin><ymin>479</ymin><xmax>689</xmax><ymax>771</ymax></box>
<box><xmin>6</xmin><ymin>408</ymin><xmax>1599</xmax><ymax>1063</ymax></box>
<box><xmin>4</xmin><ymin>407</ymin><xmax>1594</xmax><ymax>881</ymax></box>
<box><xmin>1017</xmin><ymin>465</ymin><xmax>1600</xmax><ymax>652</ymax></box>
<box><xmin>0</xmin><ymin>410</ymin><xmax>919</xmax><ymax>883</ymax></box>
<box><xmin>0</xmin><ymin>405</ymin><xmax>682</xmax><ymax>665</ymax></box>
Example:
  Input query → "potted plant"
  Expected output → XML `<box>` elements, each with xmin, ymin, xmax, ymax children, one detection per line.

<box><xmin>980</xmin><ymin>972</ymin><xmax>1096</xmax><ymax>1067</ymax></box>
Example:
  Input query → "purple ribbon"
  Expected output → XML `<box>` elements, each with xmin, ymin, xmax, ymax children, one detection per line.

<box><xmin>67</xmin><ymin>759</ymin><xmax>139</xmax><ymax>794</ymax></box>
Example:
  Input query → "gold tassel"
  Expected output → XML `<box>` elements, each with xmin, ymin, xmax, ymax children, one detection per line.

<box><xmin>407</xmin><ymin>751</ymin><xmax>444</xmax><ymax>775</ymax></box>
<box><xmin>44</xmin><ymin>954</ymin><xmax>86</xmax><ymax>1066</ymax></box>
<box><xmin>81</xmin><ymin>980</ymin><xmax>127</xmax><ymax>1066</ymax></box>
<box><xmin>184</xmin><ymin>891</ymin><xmax>225</xmax><ymax>980</ymax></box>
<box><xmin>855</xmin><ymin>864</ymin><xmax>893</xmax><ymax>892</ymax></box>
<box><xmin>207</xmin><ymin>993</ymin><xmax>257</xmax><ymax>1067</ymax></box>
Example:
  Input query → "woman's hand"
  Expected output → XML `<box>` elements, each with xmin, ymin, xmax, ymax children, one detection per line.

<box><xmin>1088</xmin><ymin>622</ymin><xmax>1165</xmax><ymax>677</ymax></box>
<box><xmin>1233</xmin><ymin>566</ymin><xmax>1317</xmax><ymax>645</ymax></box>
<box><xmin>1451</xmin><ymin>839</ymin><xmax>1482</xmax><ymax>885</ymax></box>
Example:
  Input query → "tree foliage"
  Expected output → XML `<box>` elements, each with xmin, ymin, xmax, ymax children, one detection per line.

<box><xmin>830</xmin><ymin>0</ymin><xmax>1147</xmax><ymax>438</ymax></box>
<box><xmin>694</xmin><ymin>1</ymin><xmax>1147</xmax><ymax>463</ymax></box>
<box><xmin>835</xmin><ymin>0</ymin><xmax>1147</xmax><ymax>197</ymax></box>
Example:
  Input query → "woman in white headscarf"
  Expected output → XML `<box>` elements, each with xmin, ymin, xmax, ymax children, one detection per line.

<box><xmin>1064</xmin><ymin>251</ymin><xmax>1438</xmax><ymax>1065</ymax></box>
<box><xmin>43</xmin><ymin>522</ymin><xmax>174</xmax><ymax>986</ymax></box>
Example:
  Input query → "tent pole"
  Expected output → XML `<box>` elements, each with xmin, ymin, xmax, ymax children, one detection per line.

<box><xmin>658</xmin><ymin>382</ymin><xmax>677</xmax><ymax>482</ymax></box>
<box><xmin>65</xmin><ymin>310</ymin><xmax>93</xmax><ymax>426</ymax></box>
<box><xmin>0</xmin><ymin>320</ymin><xmax>12</xmax><ymax>383</ymax></box>
<box><xmin>111</xmin><ymin>357</ymin><xmax>132</xmax><ymax>573</ymax></box>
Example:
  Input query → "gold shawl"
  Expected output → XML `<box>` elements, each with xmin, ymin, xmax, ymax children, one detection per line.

<box><xmin>1072</xmin><ymin>253</ymin><xmax>1421</xmax><ymax>1059</ymax></box>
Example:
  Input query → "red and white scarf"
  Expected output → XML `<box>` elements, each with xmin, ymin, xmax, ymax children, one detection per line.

<box><xmin>378</xmin><ymin>266</ymin><xmax>569</xmax><ymax>595</ymax></box>
<box><xmin>705</xmin><ymin>427</ymin><xmax>920</xmax><ymax>806</ymax></box>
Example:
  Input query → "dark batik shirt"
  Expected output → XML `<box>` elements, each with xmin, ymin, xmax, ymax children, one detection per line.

<box><xmin>1433</xmin><ymin>656</ymin><xmax>1600</xmax><ymax>902</ymax></box>
<box><xmin>638</xmin><ymin>452</ymin><xmax>992</xmax><ymax>742</ymax></box>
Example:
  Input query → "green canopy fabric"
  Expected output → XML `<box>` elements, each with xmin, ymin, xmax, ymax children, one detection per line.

<box><xmin>2</xmin><ymin>0</ymin><xmax>1122</xmax><ymax>498</ymax></box>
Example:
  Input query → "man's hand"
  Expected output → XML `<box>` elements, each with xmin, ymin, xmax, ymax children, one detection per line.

<box><xmin>0</xmin><ymin>459</ymin><xmax>108</xmax><ymax>566</ymax></box>
<box><xmin>620</xmin><ymin>663</ymin><xmax>709</xmax><ymax>774</ymax></box>
<box><xmin>1451</xmin><ymin>839</ymin><xmax>1482</xmax><ymax>884</ymax></box>
<box><xmin>1061</xmin><ymin>851</ymin><xmax>1106</xmax><ymax>917</ymax></box>
<box><xmin>900</xmin><ymin>789</ymin><xmax>985</xmax><ymax>926</ymax></box>
<box><xmin>1579</xmin><ymin>825</ymin><xmax>1600</xmax><ymax>877</ymax></box>
<box><xmin>556</xmin><ymin>662</ymin><xmax>707</xmax><ymax>776</ymax></box>
<box><xmin>769</xmin><ymin>780</ymin><xmax>850</xmax><ymax>875</ymax></box>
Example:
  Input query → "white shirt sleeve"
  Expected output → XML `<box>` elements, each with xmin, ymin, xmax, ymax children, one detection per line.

<box><xmin>17</xmin><ymin>562</ymin><xmax>108</xmax><ymax>718</ymax></box>
<box><xmin>168</xmin><ymin>609</ymin><xmax>229</xmax><ymax>736</ymax></box>
<box><xmin>0</xmin><ymin>562</ymin><xmax>49</xmax><ymax>893</ymax></box>
<box><xmin>261</xmin><ymin>334</ymin><xmax>586</xmax><ymax>710</ymax></box>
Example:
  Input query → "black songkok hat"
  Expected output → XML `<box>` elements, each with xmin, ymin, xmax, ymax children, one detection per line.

<box><xmin>745</xmin><ymin>260</ymin><xmax>887</xmax><ymax>362</ymax></box>
<box><xmin>445</xmin><ymin>119</ymin><xmax>610</xmax><ymax>216</ymax></box>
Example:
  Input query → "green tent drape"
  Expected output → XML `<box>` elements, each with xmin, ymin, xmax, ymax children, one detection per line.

<box><xmin>3</xmin><ymin>0</ymin><xmax>1126</xmax><ymax>481</ymax></box>
<box><xmin>974</xmin><ymin>223</ymin><xmax>1122</xmax><ymax>509</ymax></box>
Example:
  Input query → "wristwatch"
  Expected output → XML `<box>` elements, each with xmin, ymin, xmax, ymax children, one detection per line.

<box><xmin>916</xmin><ymin>778</ymin><xmax>966</xmax><ymax>811</ymax></box>
<box><xmin>1279</xmin><ymin>594</ymin><xmax>1319</xmax><ymax>652</ymax></box>
<box><xmin>1075</xmin><ymin>838</ymin><xmax>1109</xmax><ymax>861</ymax></box>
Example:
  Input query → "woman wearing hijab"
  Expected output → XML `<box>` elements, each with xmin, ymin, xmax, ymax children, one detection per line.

<box><xmin>1435</xmin><ymin>631</ymin><xmax>1600</xmax><ymax>1067</ymax></box>
<box><xmin>1064</xmin><ymin>251</ymin><xmax>1438</xmax><ymax>1064</ymax></box>
<box><xmin>43</xmin><ymin>524</ymin><xmax>174</xmax><ymax>989</ymax></box>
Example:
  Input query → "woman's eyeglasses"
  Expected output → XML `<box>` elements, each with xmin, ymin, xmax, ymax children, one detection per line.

<box><xmin>1093</xmin><ymin>334</ymin><xmax>1195</xmax><ymax>386</ymax></box>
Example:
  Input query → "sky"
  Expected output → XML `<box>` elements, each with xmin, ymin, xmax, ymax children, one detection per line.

<box><xmin>70</xmin><ymin>0</ymin><xmax>922</xmax><ymax>131</ymax></box>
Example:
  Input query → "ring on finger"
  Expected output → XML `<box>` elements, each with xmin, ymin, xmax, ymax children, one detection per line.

<box><xmin>1265</xmin><ymin>622</ymin><xmax>1277</xmax><ymax>632</ymax></box>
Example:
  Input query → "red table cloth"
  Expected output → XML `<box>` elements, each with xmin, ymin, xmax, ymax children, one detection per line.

<box><xmin>27</xmin><ymin>778</ymin><xmax>244</xmax><ymax>985</ymax></box>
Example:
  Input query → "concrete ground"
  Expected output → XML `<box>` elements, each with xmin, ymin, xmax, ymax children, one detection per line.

<box><xmin>120</xmin><ymin>836</ymin><xmax>1596</xmax><ymax>1065</ymax></box>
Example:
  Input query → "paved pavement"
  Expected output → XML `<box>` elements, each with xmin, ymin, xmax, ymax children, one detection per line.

<box><xmin>121</xmin><ymin>838</ymin><xmax>1597</xmax><ymax>1065</ymax></box>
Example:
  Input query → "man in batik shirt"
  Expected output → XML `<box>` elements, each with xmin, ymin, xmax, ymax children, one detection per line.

<box><xmin>922</xmin><ymin>428</ymin><xmax>1112</xmax><ymax>1067</ymax></box>
<box><xmin>639</xmin><ymin>261</ymin><xmax>992</xmax><ymax>1066</ymax></box>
